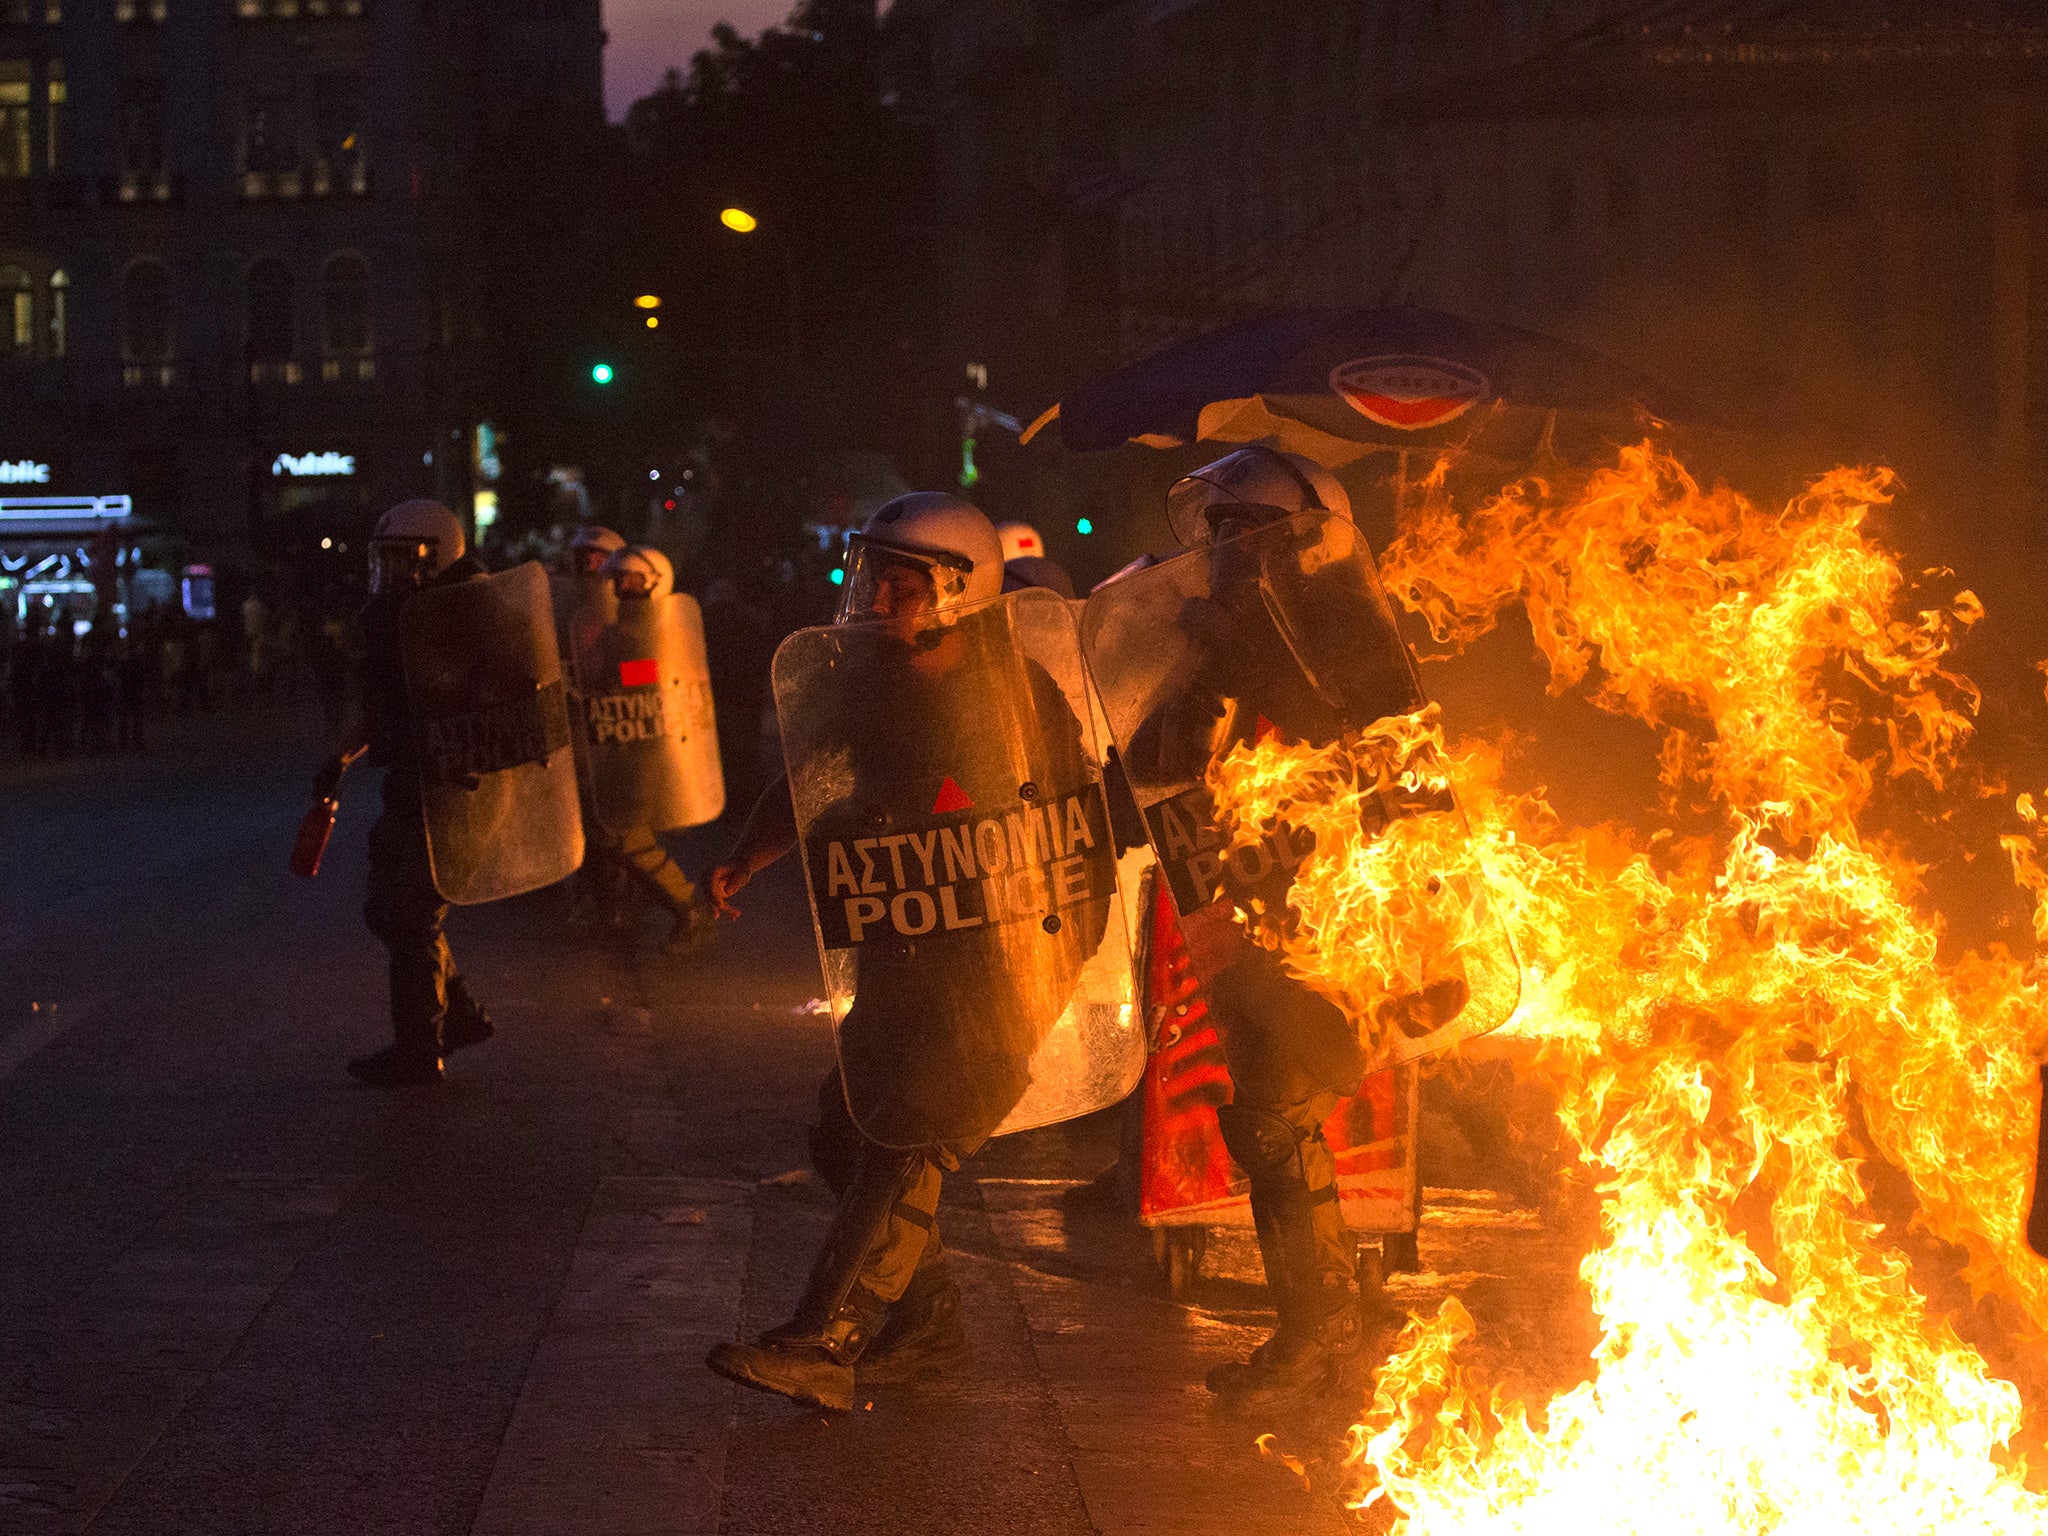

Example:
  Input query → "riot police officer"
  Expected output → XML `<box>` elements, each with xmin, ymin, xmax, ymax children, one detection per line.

<box><xmin>320</xmin><ymin>499</ymin><xmax>495</xmax><ymax>1086</ymax></box>
<box><xmin>1108</xmin><ymin>448</ymin><xmax>1379</xmax><ymax>1414</ymax></box>
<box><xmin>556</xmin><ymin>526</ymin><xmax>632</xmax><ymax>934</ymax></box>
<box><xmin>585</xmin><ymin>545</ymin><xmax>717</xmax><ymax>952</ymax></box>
<box><xmin>702</xmin><ymin>493</ymin><xmax>1117</xmax><ymax>1411</ymax></box>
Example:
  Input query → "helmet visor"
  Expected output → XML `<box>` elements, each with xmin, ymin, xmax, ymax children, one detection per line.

<box><xmin>1165</xmin><ymin>473</ymin><xmax>1297</xmax><ymax>548</ymax></box>
<box><xmin>836</xmin><ymin>533</ymin><xmax>975</xmax><ymax>624</ymax></box>
<box><xmin>368</xmin><ymin>537</ymin><xmax>438</xmax><ymax>595</ymax></box>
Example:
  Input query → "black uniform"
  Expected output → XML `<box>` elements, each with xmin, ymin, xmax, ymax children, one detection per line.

<box><xmin>709</xmin><ymin>605</ymin><xmax>1113</xmax><ymax>1407</ymax></box>
<box><xmin>359</xmin><ymin>554</ymin><xmax>490</xmax><ymax>1058</ymax></box>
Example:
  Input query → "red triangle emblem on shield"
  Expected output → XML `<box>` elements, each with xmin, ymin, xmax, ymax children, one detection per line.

<box><xmin>932</xmin><ymin>776</ymin><xmax>973</xmax><ymax>814</ymax></box>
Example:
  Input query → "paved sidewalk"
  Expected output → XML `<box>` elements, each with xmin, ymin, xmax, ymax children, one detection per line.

<box><xmin>0</xmin><ymin>725</ymin><xmax>1570</xmax><ymax>1534</ymax></box>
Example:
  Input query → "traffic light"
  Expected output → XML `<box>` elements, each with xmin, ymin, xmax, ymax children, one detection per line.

<box><xmin>591</xmin><ymin>362</ymin><xmax>615</xmax><ymax>385</ymax></box>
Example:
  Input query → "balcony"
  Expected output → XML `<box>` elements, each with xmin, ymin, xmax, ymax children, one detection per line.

<box><xmin>109</xmin><ymin>169</ymin><xmax>177</xmax><ymax>205</ymax></box>
<box><xmin>309</xmin><ymin>157</ymin><xmax>369</xmax><ymax>199</ymax></box>
<box><xmin>236</xmin><ymin>0</ymin><xmax>365</xmax><ymax>17</ymax></box>
<box><xmin>240</xmin><ymin>167</ymin><xmax>314</xmax><ymax>201</ymax></box>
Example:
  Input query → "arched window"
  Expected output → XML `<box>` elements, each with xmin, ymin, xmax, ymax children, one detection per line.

<box><xmin>45</xmin><ymin>267</ymin><xmax>64</xmax><ymax>357</ymax></box>
<box><xmin>246</xmin><ymin>257</ymin><xmax>292</xmax><ymax>365</ymax></box>
<box><xmin>321</xmin><ymin>252</ymin><xmax>369</xmax><ymax>354</ymax></box>
<box><xmin>122</xmin><ymin>259</ymin><xmax>171</xmax><ymax>362</ymax></box>
<box><xmin>0</xmin><ymin>265</ymin><xmax>28</xmax><ymax>357</ymax></box>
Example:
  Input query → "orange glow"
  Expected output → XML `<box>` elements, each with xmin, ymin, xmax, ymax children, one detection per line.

<box><xmin>1207</xmin><ymin>444</ymin><xmax>2048</xmax><ymax>1528</ymax></box>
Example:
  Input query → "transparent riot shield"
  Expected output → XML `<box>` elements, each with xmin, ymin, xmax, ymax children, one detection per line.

<box><xmin>551</xmin><ymin>570</ymin><xmax>611</xmax><ymax>790</ymax></box>
<box><xmin>1080</xmin><ymin>513</ymin><xmax>1518</xmax><ymax>1070</ymax></box>
<box><xmin>400</xmin><ymin>561</ymin><xmax>585</xmax><ymax>904</ymax></box>
<box><xmin>551</xmin><ymin>571</ymin><xmax>617</xmax><ymax>657</ymax></box>
<box><xmin>572</xmin><ymin>592</ymin><xmax>725</xmax><ymax>836</ymax></box>
<box><xmin>773</xmin><ymin>587</ymin><xmax>1143</xmax><ymax>1150</ymax></box>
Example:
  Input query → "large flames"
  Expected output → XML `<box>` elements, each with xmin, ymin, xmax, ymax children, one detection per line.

<box><xmin>1208</xmin><ymin>444</ymin><xmax>2048</xmax><ymax>1530</ymax></box>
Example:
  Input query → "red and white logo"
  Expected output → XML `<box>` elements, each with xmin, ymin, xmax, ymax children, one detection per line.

<box><xmin>1329</xmin><ymin>355</ymin><xmax>1490</xmax><ymax>431</ymax></box>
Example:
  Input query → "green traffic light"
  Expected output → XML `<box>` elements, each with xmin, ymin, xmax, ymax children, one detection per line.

<box><xmin>1076</xmin><ymin>517</ymin><xmax>1093</xmax><ymax>535</ymax></box>
<box><xmin>591</xmin><ymin>362</ymin><xmax>615</xmax><ymax>385</ymax></box>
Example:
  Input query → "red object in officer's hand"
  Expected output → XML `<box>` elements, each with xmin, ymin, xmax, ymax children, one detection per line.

<box><xmin>290</xmin><ymin>798</ymin><xmax>340</xmax><ymax>879</ymax></box>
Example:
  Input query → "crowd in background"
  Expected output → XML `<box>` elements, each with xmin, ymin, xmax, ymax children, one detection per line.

<box><xmin>0</xmin><ymin>530</ymin><xmax>788</xmax><ymax>807</ymax></box>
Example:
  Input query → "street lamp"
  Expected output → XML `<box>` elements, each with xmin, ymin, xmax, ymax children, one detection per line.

<box><xmin>717</xmin><ymin>206</ymin><xmax>798</xmax><ymax>363</ymax></box>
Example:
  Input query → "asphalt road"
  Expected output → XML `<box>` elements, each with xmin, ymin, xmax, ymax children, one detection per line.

<box><xmin>0</xmin><ymin>707</ymin><xmax>1571</xmax><ymax>1536</ymax></box>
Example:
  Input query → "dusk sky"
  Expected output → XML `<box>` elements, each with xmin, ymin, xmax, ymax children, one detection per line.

<box><xmin>604</xmin><ymin>0</ymin><xmax>794</xmax><ymax>121</ymax></box>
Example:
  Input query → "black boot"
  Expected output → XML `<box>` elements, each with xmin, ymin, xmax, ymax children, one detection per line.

<box><xmin>1204</xmin><ymin>1285</ymin><xmax>1362</xmax><ymax>1416</ymax></box>
<box><xmin>706</xmin><ymin>1145</ymin><xmax>921</xmax><ymax>1411</ymax></box>
<box><xmin>1207</xmin><ymin>1105</ymin><xmax>1361</xmax><ymax>1416</ymax></box>
<box><xmin>443</xmin><ymin>976</ymin><xmax>494</xmax><ymax>1053</ymax></box>
<box><xmin>708</xmin><ymin>1293</ymin><xmax>884</xmax><ymax>1412</ymax></box>
<box><xmin>346</xmin><ymin>1038</ymin><xmax>443</xmax><ymax>1085</ymax></box>
<box><xmin>858</xmin><ymin>1259</ymin><xmax>968</xmax><ymax>1384</ymax></box>
<box><xmin>351</xmin><ymin>955</ymin><xmax>446</xmax><ymax>1085</ymax></box>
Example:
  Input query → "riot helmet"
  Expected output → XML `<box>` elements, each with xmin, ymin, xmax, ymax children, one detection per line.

<box><xmin>568</xmin><ymin>524</ymin><xmax>626</xmax><ymax>577</ymax></box>
<box><xmin>995</xmin><ymin>520</ymin><xmax>1046</xmax><ymax>564</ymax></box>
<box><xmin>1164</xmin><ymin>447</ymin><xmax>1351</xmax><ymax>547</ymax></box>
<box><xmin>368</xmin><ymin>499</ymin><xmax>465</xmax><ymax>594</ymax></box>
<box><xmin>1001</xmin><ymin>555</ymin><xmax>1076</xmax><ymax>600</ymax></box>
<box><xmin>836</xmin><ymin>492</ymin><xmax>1003</xmax><ymax>624</ymax></box>
<box><xmin>604</xmin><ymin>545</ymin><xmax>674</xmax><ymax>600</ymax></box>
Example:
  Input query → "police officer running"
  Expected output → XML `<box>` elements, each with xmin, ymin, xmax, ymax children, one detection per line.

<box><xmin>319</xmin><ymin>499</ymin><xmax>495</xmax><ymax>1086</ymax></box>
<box><xmin>588</xmin><ymin>545</ymin><xmax>718</xmax><ymax>952</ymax></box>
<box><xmin>701</xmin><ymin>493</ymin><xmax>1118</xmax><ymax>1411</ymax></box>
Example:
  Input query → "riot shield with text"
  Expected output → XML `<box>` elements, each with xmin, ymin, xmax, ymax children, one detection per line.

<box><xmin>553</xmin><ymin>570</ymin><xmax>614</xmax><ymax>790</ymax></box>
<box><xmin>572</xmin><ymin>592</ymin><xmax>724</xmax><ymax>835</ymax></box>
<box><xmin>774</xmin><ymin>588</ymin><xmax>1142</xmax><ymax>1150</ymax></box>
<box><xmin>1080</xmin><ymin>513</ymin><xmax>1518</xmax><ymax>1070</ymax></box>
<box><xmin>400</xmin><ymin>561</ymin><xmax>584</xmax><ymax>904</ymax></box>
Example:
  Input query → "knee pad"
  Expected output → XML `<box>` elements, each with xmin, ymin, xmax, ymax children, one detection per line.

<box><xmin>1215</xmin><ymin>1103</ymin><xmax>1305</xmax><ymax>1179</ymax></box>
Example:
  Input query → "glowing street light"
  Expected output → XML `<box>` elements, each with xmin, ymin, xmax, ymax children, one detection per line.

<box><xmin>718</xmin><ymin>205</ymin><xmax>797</xmax><ymax>361</ymax></box>
<box><xmin>590</xmin><ymin>362</ymin><xmax>615</xmax><ymax>385</ymax></box>
<box><xmin>645</xmin><ymin>315</ymin><xmax>659</xmax><ymax>329</ymax></box>
<box><xmin>634</xmin><ymin>294</ymin><xmax>662</xmax><ymax>309</ymax></box>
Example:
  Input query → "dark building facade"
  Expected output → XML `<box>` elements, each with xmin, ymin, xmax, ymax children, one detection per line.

<box><xmin>914</xmin><ymin>0</ymin><xmax>2048</xmax><ymax>604</ymax></box>
<box><xmin>0</xmin><ymin>0</ymin><xmax>603</xmax><ymax>585</ymax></box>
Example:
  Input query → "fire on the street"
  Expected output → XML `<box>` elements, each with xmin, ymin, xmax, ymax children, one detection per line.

<box><xmin>1210</xmin><ymin>445</ymin><xmax>2048</xmax><ymax>1530</ymax></box>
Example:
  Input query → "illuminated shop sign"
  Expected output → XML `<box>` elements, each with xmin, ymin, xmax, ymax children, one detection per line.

<box><xmin>0</xmin><ymin>494</ymin><xmax>133</xmax><ymax>522</ymax></box>
<box><xmin>272</xmin><ymin>451</ymin><xmax>356</xmax><ymax>477</ymax></box>
<box><xmin>0</xmin><ymin>460</ymin><xmax>51</xmax><ymax>484</ymax></box>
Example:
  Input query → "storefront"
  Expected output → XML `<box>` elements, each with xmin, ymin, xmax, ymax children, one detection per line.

<box><xmin>0</xmin><ymin>493</ymin><xmax>142</xmax><ymax>633</ymax></box>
